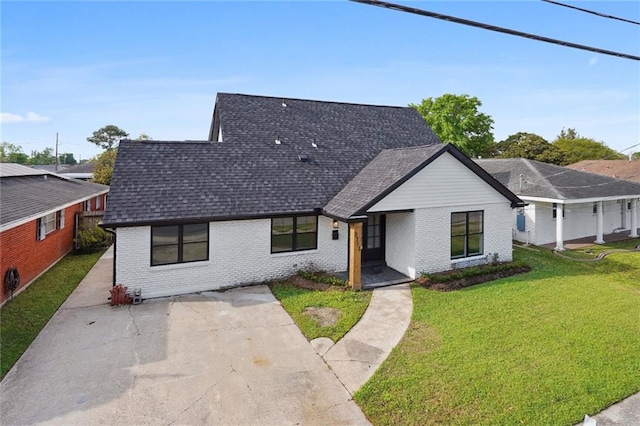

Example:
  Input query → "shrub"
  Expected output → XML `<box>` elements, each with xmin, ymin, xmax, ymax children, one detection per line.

<box><xmin>297</xmin><ymin>270</ymin><xmax>347</xmax><ymax>287</ymax></box>
<box><xmin>421</xmin><ymin>259</ymin><xmax>530</xmax><ymax>284</ymax></box>
<box><xmin>76</xmin><ymin>224</ymin><xmax>111</xmax><ymax>252</ymax></box>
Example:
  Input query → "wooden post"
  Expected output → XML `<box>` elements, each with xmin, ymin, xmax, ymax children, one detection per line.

<box><xmin>349</xmin><ymin>222</ymin><xmax>363</xmax><ymax>291</ymax></box>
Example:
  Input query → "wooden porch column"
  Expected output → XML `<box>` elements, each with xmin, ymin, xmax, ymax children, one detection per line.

<box><xmin>348</xmin><ymin>222</ymin><xmax>363</xmax><ymax>291</ymax></box>
<box><xmin>630</xmin><ymin>199</ymin><xmax>638</xmax><ymax>238</ymax></box>
<box><xmin>555</xmin><ymin>203</ymin><xmax>565</xmax><ymax>251</ymax></box>
<box><xmin>594</xmin><ymin>201</ymin><xmax>605</xmax><ymax>244</ymax></box>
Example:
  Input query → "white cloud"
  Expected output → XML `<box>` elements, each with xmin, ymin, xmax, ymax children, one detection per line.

<box><xmin>0</xmin><ymin>112</ymin><xmax>50</xmax><ymax>123</ymax></box>
<box><xmin>589</xmin><ymin>56</ymin><xmax>598</xmax><ymax>67</ymax></box>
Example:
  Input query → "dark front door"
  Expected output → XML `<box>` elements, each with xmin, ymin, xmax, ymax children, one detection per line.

<box><xmin>363</xmin><ymin>214</ymin><xmax>385</xmax><ymax>263</ymax></box>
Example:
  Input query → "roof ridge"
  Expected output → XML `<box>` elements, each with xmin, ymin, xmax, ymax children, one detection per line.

<box><xmin>379</xmin><ymin>144</ymin><xmax>443</xmax><ymax>153</ymax></box>
<box><xmin>522</xmin><ymin>158</ymin><xmax>565</xmax><ymax>199</ymax></box>
<box><xmin>217</xmin><ymin>92</ymin><xmax>412</xmax><ymax>110</ymax></box>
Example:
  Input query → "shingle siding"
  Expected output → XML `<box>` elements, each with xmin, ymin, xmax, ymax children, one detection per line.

<box><xmin>115</xmin><ymin>216</ymin><xmax>347</xmax><ymax>299</ymax></box>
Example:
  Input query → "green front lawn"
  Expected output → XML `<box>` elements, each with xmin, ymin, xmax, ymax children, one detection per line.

<box><xmin>355</xmin><ymin>244</ymin><xmax>640</xmax><ymax>425</ymax></box>
<box><xmin>271</xmin><ymin>283</ymin><xmax>371</xmax><ymax>342</ymax></box>
<box><xmin>0</xmin><ymin>250</ymin><xmax>105</xmax><ymax>380</ymax></box>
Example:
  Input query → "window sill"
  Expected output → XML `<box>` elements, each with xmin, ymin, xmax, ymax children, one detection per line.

<box><xmin>271</xmin><ymin>249</ymin><xmax>319</xmax><ymax>258</ymax></box>
<box><xmin>150</xmin><ymin>259</ymin><xmax>210</xmax><ymax>271</ymax></box>
<box><xmin>451</xmin><ymin>254</ymin><xmax>485</xmax><ymax>265</ymax></box>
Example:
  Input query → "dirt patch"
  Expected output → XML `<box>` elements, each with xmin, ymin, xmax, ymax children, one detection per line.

<box><xmin>275</xmin><ymin>274</ymin><xmax>348</xmax><ymax>291</ymax></box>
<box><xmin>283</xmin><ymin>275</ymin><xmax>332</xmax><ymax>291</ymax></box>
<box><xmin>303</xmin><ymin>306</ymin><xmax>342</xmax><ymax>327</ymax></box>
<box><xmin>417</xmin><ymin>266</ymin><xmax>531</xmax><ymax>292</ymax></box>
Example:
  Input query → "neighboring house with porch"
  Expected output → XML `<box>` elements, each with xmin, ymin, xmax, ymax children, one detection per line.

<box><xmin>0</xmin><ymin>163</ymin><xmax>109</xmax><ymax>305</ymax></box>
<box><xmin>566</xmin><ymin>159</ymin><xmax>640</xmax><ymax>184</ymax></box>
<box><xmin>101</xmin><ymin>93</ymin><xmax>524</xmax><ymax>299</ymax></box>
<box><xmin>475</xmin><ymin>158</ymin><xmax>640</xmax><ymax>250</ymax></box>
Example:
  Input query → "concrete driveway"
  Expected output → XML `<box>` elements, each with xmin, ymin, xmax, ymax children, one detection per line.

<box><xmin>0</xmin><ymin>249</ymin><xmax>369</xmax><ymax>425</ymax></box>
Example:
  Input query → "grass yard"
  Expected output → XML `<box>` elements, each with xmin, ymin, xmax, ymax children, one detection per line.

<box><xmin>355</xmin><ymin>244</ymin><xmax>640</xmax><ymax>425</ymax></box>
<box><xmin>271</xmin><ymin>283</ymin><xmax>372</xmax><ymax>342</ymax></box>
<box><xmin>0</xmin><ymin>250</ymin><xmax>105</xmax><ymax>380</ymax></box>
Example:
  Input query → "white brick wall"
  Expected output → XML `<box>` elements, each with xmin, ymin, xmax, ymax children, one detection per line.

<box><xmin>115</xmin><ymin>216</ymin><xmax>347</xmax><ymax>299</ymax></box>
<box><xmin>414</xmin><ymin>202</ymin><xmax>514</xmax><ymax>275</ymax></box>
<box><xmin>385</xmin><ymin>212</ymin><xmax>416</xmax><ymax>278</ymax></box>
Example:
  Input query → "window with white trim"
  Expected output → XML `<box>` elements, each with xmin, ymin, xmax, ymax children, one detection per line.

<box><xmin>96</xmin><ymin>196</ymin><xmax>101</xmax><ymax>210</ymax></box>
<box><xmin>44</xmin><ymin>212</ymin><xmax>56</xmax><ymax>234</ymax></box>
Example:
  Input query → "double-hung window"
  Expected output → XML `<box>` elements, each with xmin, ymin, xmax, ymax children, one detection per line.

<box><xmin>451</xmin><ymin>211</ymin><xmax>483</xmax><ymax>259</ymax></box>
<box><xmin>271</xmin><ymin>216</ymin><xmax>317</xmax><ymax>253</ymax></box>
<box><xmin>43</xmin><ymin>212</ymin><xmax>57</xmax><ymax>235</ymax></box>
<box><xmin>151</xmin><ymin>223</ymin><xmax>209</xmax><ymax>266</ymax></box>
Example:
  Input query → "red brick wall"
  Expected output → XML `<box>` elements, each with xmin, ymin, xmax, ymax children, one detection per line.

<box><xmin>0</xmin><ymin>202</ymin><xmax>86</xmax><ymax>304</ymax></box>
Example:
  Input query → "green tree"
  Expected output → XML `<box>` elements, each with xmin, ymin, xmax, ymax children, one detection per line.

<box><xmin>92</xmin><ymin>150</ymin><xmax>117</xmax><ymax>185</ymax></box>
<box><xmin>0</xmin><ymin>142</ymin><xmax>29</xmax><ymax>163</ymax></box>
<box><xmin>58</xmin><ymin>153</ymin><xmax>77</xmax><ymax>165</ymax></box>
<box><xmin>135</xmin><ymin>133</ymin><xmax>152</xmax><ymax>141</ymax></box>
<box><xmin>496</xmin><ymin>132</ymin><xmax>563</xmax><ymax>164</ymax></box>
<box><xmin>87</xmin><ymin>125</ymin><xmax>128</xmax><ymax>151</ymax></box>
<box><xmin>552</xmin><ymin>128</ymin><xmax>624</xmax><ymax>165</ymax></box>
<box><xmin>410</xmin><ymin>94</ymin><xmax>494</xmax><ymax>157</ymax></box>
<box><xmin>30</xmin><ymin>148</ymin><xmax>56</xmax><ymax>165</ymax></box>
<box><xmin>632</xmin><ymin>152</ymin><xmax>640</xmax><ymax>160</ymax></box>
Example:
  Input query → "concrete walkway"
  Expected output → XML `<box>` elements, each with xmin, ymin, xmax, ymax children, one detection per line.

<box><xmin>311</xmin><ymin>283</ymin><xmax>413</xmax><ymax>395</ymax></box>
<box><xmin>0</xmin><ymin>248</ymin><xmax>369</xmax><ymax>425</ymax></box>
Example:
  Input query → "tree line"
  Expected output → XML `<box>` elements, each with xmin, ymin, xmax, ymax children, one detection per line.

<box><xmin>410</xmin><ymin>94</ymin><xmax>637</xmax><ymax>164</ymax></box>
<box><xmin>0</xmin><ymin>143</ymin><xmax>79</xmax><ymax>166</ymax></box>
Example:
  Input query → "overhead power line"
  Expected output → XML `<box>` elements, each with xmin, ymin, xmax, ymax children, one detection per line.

<box><xmin>541</xmin><ymin>0</ymin><xmax>640</xmax><ymax>26</ymax></box>
<box><xmin>350</xmin><ymin>0</ymin><xmax>640</xmax><ymax>61</ymax></box>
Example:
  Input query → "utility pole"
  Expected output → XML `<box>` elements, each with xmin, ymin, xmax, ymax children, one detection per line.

<box><xmin>55</xmin><ymin>132</ymin><xmax>59</xmax><ymax>172</ymax></box>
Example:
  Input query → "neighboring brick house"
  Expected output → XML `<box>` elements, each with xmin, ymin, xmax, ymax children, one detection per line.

<box><xmin>476</xmin><ymin>159</ymin><xmax>640</xmax><ymax>250</ymax></box>
<box><xmin>0</xmin><ymin>163</ymin><xmax>109</xmax><ymax>305</ymax></box>
<box><xmin>566</xmin><ymin>159</ymin><xmax>640</xmax><ymax>184</ymax></box>
<box><xmin>101</xmin><ymin>93</ymin><xmax>524</xmax><ymax>299</ymax></box>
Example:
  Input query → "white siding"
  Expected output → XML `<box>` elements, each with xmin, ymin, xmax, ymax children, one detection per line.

<box><xmin>517</xmin><ymin>199</ymin><xmax>640</xmax><ymax>246</ymax></box>
<box><xmin>115</xmin><ymin>216</ymin><xmax>347</xmax><ymax>299</ymax></box>
<box><xmin>385</xmin><ymin>212</ymin><xmax>416</xmax><ymax>278</ymax></box>
<box><xmin>414</xmin><ymin>202</ymin><xmax>513</xmax><ymax>275</ymax></box>
<box><xmin>369</xmin><ymin>152</ymin><xmax>507</xmax><ymax>212</ymax></box>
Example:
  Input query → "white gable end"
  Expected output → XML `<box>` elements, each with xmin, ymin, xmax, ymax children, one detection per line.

<box><xmin>368</xmin><ymin>152</ymin><xmax>508</xmax><ymax>212</ymax></box>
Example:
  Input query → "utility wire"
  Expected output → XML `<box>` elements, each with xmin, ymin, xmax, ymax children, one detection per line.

<box><xmin>350</xmin><ymin>0</ymin><xmax>640</xmax><ymax>61</ymax></box>
<box><xmin>541</xmin><ymin>0</ymin><xmax>640</xmax><ymax>26</ymax></box>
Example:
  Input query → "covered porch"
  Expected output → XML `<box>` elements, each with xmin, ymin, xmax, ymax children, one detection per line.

<box><xmin>334</xmin><ymin>262</ymin><xmax>412</xmax><ymax>290</ymax></box>
<box><xmin>551</xmin><ymin>198</ymin><xmax>638</xmax><ymax>251</ymax></box>
<box><xmin>541</xmin><ymin>228</ymin><xmax>640</xmax><ymax>250</ymax></box>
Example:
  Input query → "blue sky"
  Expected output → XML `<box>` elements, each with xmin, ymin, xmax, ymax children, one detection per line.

<box><xmin>2</xmin><ymin>1</ymin><xmax>639</xmax><ymax>162</ymax></box>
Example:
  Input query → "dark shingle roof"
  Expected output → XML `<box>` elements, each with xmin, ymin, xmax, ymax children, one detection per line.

<box><xmin>325</xmin><ymin>144</ymin><xmax>524</xmax><ymax>219</ymax></box>
<box><xmin>103</xmin><ymin>94</ymin><xmax>444</xmax><ymax>226</ymax></box>
<box><xmin>324</xmin><ymin>145</ymin><xmax>445</xmax><ymax>219</ymax></box>
<box><xmin>475</xmin><ymin>158</ymin><xmax>640</xmax><ymax>200</ymax></box>
<box><xmin>0</xmin><ymin>165</ymin><xmax>109</xmax><ymax>230</ymax></box>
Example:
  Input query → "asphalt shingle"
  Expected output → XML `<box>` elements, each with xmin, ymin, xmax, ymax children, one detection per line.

<box><xmin>103</xmin><ymin>94</ymin><xmax>443</xmax><ymax>226</ymax></box>
<box><xmin>1</xmin><ymin>165</ymin><xmax>109</xmax><ymax>229</ymax></box>
<box><xmin>475</xmin><ymin>158</ymin><xmax>640</xmax><ymax>200</ymax></box>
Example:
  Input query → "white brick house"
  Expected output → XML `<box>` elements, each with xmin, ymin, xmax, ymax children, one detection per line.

<box><xmin>102</xmin><ymin>94</ymin><xmax>524</xmax><ymax>298</ymax></box>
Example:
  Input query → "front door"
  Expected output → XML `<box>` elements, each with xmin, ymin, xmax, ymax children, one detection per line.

<box><xmin>363</xmin><ymin>214</ymin><xmax>385</xmax><ymax>263</ymax></box>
